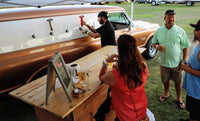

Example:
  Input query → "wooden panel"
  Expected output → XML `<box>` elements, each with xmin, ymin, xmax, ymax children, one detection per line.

<box><xmin>9</xmin><ymin>75</ymin><xmax>46</xmax><ymax>99</ymax></box>
<box><xmin>73</xmin><ymin>84</ymin><xmax>110</xmax><ymax>121</ymax></box>
<box><xmin>34</xmin><ymin>107</ymin><xmax>73</xmax><ymax>121</ymax></box>
<box><xmin>9</xmin><ymin>46</ymin><xmax>118</xmax><ymax>118</ymax></box>
<box><xmin>9</xmin><ymin>46</ymin><xmax>144</xmax><ymax>120</ymax></box>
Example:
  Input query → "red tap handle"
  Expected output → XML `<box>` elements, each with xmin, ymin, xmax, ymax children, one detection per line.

<box><xmin>79</xmin><ymin>15</ymin><xmax>84</xmax><ymax>27</ymax></box>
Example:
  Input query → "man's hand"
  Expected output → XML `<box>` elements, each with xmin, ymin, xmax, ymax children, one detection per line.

<box><xmin>153</xmin><ymin>43</ymin><xmax>165</xmax><ymax>52</ymax></box>
<box><xmin>156</xmin><ymin>45</ymin><xmax>165</xmax><ymax>52</ymax></box>
<box><xmin>81</xmin><ymin>29</ymin><xmax>87</xmax><ymax>34</ymax></box>
<box><xmin>82</xmin><ymin>20</ymin><xmax>88</xmax><ymax>26</ymax></box>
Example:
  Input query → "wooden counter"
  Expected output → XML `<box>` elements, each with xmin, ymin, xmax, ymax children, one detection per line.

<box><xmin>9</xmin><ymin>46</ymin><xmax>145</xmax><ymax>121</ymax></box>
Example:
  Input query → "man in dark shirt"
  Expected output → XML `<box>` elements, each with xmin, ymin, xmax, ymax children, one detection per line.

<box><xmin>81</xmin><ymin>11</ymin><xmax>116</xmax><ymax>121</ymax></box>
<box><xmin>81</xmin><ymin>11</ymin><xmax>116</xmax><ymax>47</ymax></box>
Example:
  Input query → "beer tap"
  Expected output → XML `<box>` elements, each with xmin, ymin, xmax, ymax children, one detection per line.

<box><xmin>47</xmin><ymin>18</ymin><xmax>54</xmax><ymax>35</ymax></box>
<box><xmin>79</xmin><ymin>15</ymin><xmax>84</xmax><ymax>30</ymax></box>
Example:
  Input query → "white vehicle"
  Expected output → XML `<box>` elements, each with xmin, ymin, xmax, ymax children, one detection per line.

<box><xmin>83</xmin><ymin>0</ymin><xmax>106</xmax><ymax>4</ymax></box>
<box><xmin>104</xmin><ymin>0</ymin><xmax>126</xmax><ymax>3</ymax></box>
<box><xmin>150</xmin><ymin>0</ymin><xmax>199</xmax><ymax>6</ymax></box>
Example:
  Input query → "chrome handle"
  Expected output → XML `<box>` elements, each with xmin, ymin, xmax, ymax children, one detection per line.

<box><xmin>47</xmin><ymin>18</ymin><xmax>53</xmax><ymax>35</ymax></box>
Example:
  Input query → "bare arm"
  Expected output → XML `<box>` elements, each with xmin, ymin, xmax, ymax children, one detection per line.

<box><xmin>81</xmin><ymin>29</ymin><xmax>101</xmax><ymax>38</ymax></box>
<box><xmin>181</xmin><ymin>51</ymin><xmax>200</xmax><ymax>77</ymax></box>
<box><xmin>88</xmin><ymin>31</ymin><xmax>101</xmax><ymax>38</ymax></box>
<box><xmin>99</xmin><ymin>69</ymin><xmax>115</xmax><ymax>85</ymax></box>
<box><xmin>99</xmin><ymin>54</ymin><xmax>118</xmax><ymax>85</ymax></box>
<box><xmin>183</xmin><ymin>47</ymin><xmax>189</xmax><ymax>60</ymax></box>
<box><xmin>83</xmin><ymin>20</ymin><xmax>97</xmax><ymax>33</ymax></box>
<box><xmin>181</xmin><ymin>63</ymin><xmax>200</xmax><ymax>77</ymax></box>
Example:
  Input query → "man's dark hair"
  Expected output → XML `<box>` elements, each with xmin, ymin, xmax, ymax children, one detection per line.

<box><xmin>98</xmin><ymin>11</ymin><xmax>108</xmax><ymax>19</ymax></box>
<box><xmin>165</xmin><ymin>10</ymin><xmax>175</xmax><ymax>16</ymax></box>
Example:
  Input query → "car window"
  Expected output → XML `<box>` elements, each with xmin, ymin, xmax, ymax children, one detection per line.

<box><xmin>108</xmin><ymin>12</ymin><xmax>130</xmax><ymax>30</ymax></box>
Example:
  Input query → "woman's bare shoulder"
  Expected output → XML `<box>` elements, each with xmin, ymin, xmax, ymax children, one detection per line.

<box><xmin>141</xmin><ymin>61</ymin><xmax>147</xmax><ymax>68</ymax></box>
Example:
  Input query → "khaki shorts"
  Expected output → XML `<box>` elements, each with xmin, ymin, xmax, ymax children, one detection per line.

<box><xmin>160</xmin><ymin>65</ymin><xmax>183</xmax><ymax>84</ymax></box>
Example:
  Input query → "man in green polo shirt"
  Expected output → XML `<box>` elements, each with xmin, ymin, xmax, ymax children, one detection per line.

<box><xmin>152</xmin><ymin>10</ymin><xmax>190</xmax><ymax>109</ymax></box>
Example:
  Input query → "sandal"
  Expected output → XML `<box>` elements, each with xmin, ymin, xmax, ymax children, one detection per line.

<box><xmin>176</xmin><ymin>100</ymin><xmax>185</xmax><ymax>109</ymax></box>
<box><xmin>159</xmin><ymin>95</ymin><xmax>170</xmax><ymax>102</ymax></box>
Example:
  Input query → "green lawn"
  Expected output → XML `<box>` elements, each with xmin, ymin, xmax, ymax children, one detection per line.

<box><xmin>108</xmin><ymin>2</ymin><xmax>200</xmax><ymax>121</ymax></box>
<box><xmin>109</xmin><ymin>2</ymin><xmax>200</xmax><ymax>43</ymax></box>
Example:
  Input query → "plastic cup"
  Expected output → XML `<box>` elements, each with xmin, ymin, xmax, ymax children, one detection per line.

<box><xmin>83</xmin><ymin>70</ymin><xmax>90</xmax><ymax>87</ymax></box>
<box><xmin>161</xmin><ymin>45</ymin><xmax>165</xmax><ymax>49</ymax></box>
<box><xmin>77</xmin><ymin>70</ymin><xmax>85</xmax><ymax>84</ymax></box>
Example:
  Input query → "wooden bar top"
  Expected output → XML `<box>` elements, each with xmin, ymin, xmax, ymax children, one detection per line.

<box><xmin>9</xmin><ymin>46</ymin><xmax>145</xmax><ymax>119</ymax></box>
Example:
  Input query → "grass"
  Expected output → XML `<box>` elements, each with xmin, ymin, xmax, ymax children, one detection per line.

<box><xmin>110</xmin><ymin>2</ymin><xmax>200</xmax><ymax>44</ymax></box>
<box><xmin>145</xmin><ymin>55</ymin><xmax>189</xmax><ymax>121</ymax></box>
<box><xmin>108</xmin><ymin>2</ymin><xmax>200</xmax><ymax>121</ymax></box>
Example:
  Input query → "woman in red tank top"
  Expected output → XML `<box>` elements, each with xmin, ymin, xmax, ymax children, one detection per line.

<box><xmin>99</xmin><ymin>34</ymin><xmax>148</xmax><ymax>121</ymax></box>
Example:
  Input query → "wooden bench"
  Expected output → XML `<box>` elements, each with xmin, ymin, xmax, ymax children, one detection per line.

<box><xmin>9</xmin><ymin>46</ymin><xmax>145</xmax><ymax>121</ymax></box>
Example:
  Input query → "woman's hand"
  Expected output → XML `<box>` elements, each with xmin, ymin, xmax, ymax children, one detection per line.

<box><xmin>106</xmin><ymin>54</ymin><xmax>118</xmax><ymax>63</ymax></box>
<box><xmin>180</xmin><ymin>62</ymin><xmax>191</xmax><ymax>72</ymax></box>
